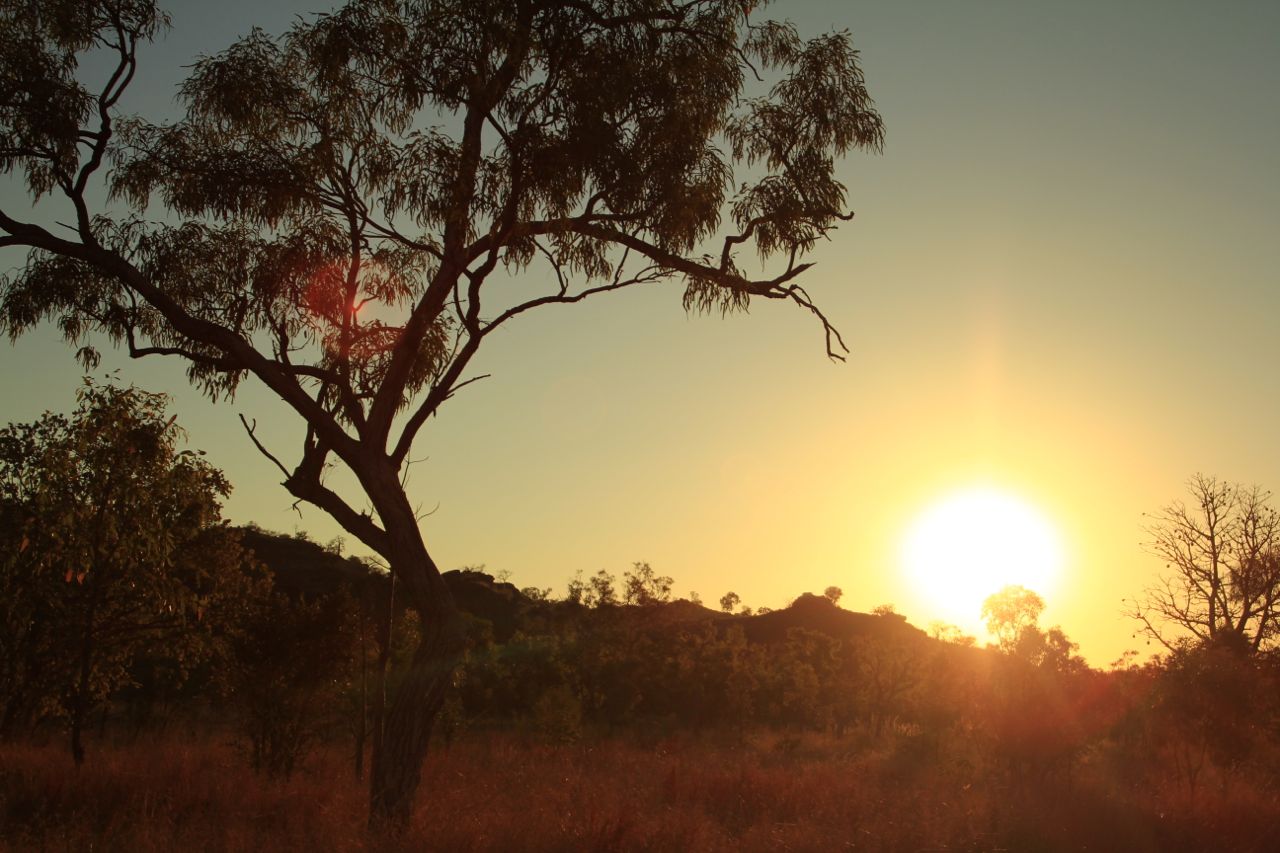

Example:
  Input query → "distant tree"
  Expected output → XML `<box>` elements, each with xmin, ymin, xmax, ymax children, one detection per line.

<box><xmin>853</xmin><ymin>635</ymin><xmax>923</xmax><ymax>737</ymax></box>
<box><xmin>565</xmin><ymin>571</ymin><xmax>587</xmax><ymax>606</ymax></box>
<box><xmin>0</xmin><ymin>0</ymin><xmax>882</xmax><ymax>823</ymax></box>
<box><xmin>929</xmin><ymin>621</ymin><xmax>976</xmax><ymax>647</ymax></box>
<box><xmin>1011</xmin><ymin>624</ymin><xmax>1084</xmax><ymax>674</ymax></box>
<box><xmin>0</xmin><ymin>381</ymin><xmax>247</xmax><ymax>763</ymax></box>
<box><xmin>982</xmin><ymin>585</ymin><xmax>1045</xmax><ymax>651</ymax></box>
<box><xmin>872</xmin><ymin>603</ymin><xmax>900</xmax><ymax>618</ymax></box>
<box><xmin>622</xmin><ymin>561</ymin><xmax>673</xmax><ymax>606</ymax></box>
<box><xmin>521</xmin><ymin>586</ymin><xmax>552</xmax><ymax>603</ymax></box>
<box><xmin>1131</xmin><ymin>475</ymin><xmax>1280</xmax><ymax>653</ymax></box>
<box><xmin>720</xmin><ymin>591</ymin><xmax>742</xmax><ymax>614</ymax></box>
<box><xmin>585</xmin><ymin>569</ymin><xmax>618</xmax><ymax>608</ymax></box>
<box><xmin>823</xmin><ymin>586</ymin><xmax>843</xmax><ymax>604</ymax></box>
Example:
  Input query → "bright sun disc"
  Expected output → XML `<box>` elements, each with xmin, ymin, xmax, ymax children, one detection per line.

<box><xmin>901</xmin><ymin>487</ymin><xmax>1064</xmax><ymax>627</ymax></box>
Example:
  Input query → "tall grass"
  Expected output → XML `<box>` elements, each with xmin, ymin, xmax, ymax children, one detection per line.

<box><xmin>3</xmin><ymin>731</ymin><xmax>1278</xmax><ymax>851</ymax></box>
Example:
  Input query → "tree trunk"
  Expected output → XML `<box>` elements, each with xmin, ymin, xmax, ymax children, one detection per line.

<box><xmin>70</xmin><ymin>595</ymin><xmax>98</xmax><ymax>767</ymax></box>
<box><xmin>354</xmin><ymin>609</ymin><xmax>367</xmax><ymax>781</ymax></box>
<box><xmin>364</xmin><ymin>515</ymin><xmax>465</xmax><ymax>828</ymax></box>
<box><xmin>369</xmin><ymin>573</ymin><xmax>392</xmax><ymax>786</ymax></box>
<box><xmin>367</xmin><ymin>618</ymin><xmax>461</xmax><ymax>827</ymax></box>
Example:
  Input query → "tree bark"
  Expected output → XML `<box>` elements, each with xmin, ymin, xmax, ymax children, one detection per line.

<box><xmin>369</xmin><ymin>571</ymin><xmax>393</xmax><ymax>786</ymax></box>
<box><xmin>363</xmin><ymin>491</ymin><xmax>466</xmax><ymax>828</ymax></box>
<box><xmin>70</xmin><ymin>581</ymin><xmax>101</xmax><ymax>768</ymax></box>
<box><xmin>354</xmin><ymin>607</ymin><xmax>367</xmax><ymax>781</ymax></box>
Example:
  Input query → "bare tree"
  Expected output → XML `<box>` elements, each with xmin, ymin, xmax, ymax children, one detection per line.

<box><xmin>0</xmin><ymin>0</ymin><xmax>882</xmax><ymax>825</ymax></box>
<box><xmin>1131</xmin><ymin>474</ymin><xmax>1280</xmax><ymax>653</ymax></box>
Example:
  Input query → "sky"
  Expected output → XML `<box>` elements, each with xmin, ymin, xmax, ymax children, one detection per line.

<box><xmin>3</xmin><ymin>0</ymin><xmax>1280</xmax><ymax>665</ymax></box>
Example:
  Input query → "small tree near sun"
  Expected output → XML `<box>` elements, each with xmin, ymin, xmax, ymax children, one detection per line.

<box><xmin>823</xmin><ymin>585</ymin><xmax>843</xmax><ymax>605</ymax></box>
<box><xmin>981</xmin><ymin>585</ymin><xmax>1045</xmax><ymax>651</ymax></box>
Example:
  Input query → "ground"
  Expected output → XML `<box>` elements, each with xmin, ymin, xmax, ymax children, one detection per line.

<box><xmin>3</xmin><ymin>730</ymin><xmax>1277</xmax><ymax>851</ymax></box>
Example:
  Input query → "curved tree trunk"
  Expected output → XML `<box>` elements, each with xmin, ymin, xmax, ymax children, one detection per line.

<box><xmin>363</xmin><ymin>494</ymin><xmax>466</xmax><ymax>828</ymax></box>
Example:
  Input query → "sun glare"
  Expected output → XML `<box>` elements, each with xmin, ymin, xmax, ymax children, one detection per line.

<box><xmin>901</xmin><ymin>486</ymin><xmax>1064</xmax><ymax>629</ymax></box>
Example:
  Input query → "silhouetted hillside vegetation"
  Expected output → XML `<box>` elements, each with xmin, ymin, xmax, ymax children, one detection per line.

<box><xmin>242</xmin><ymin>528</ymin><xmax>927</xmax><ymax>651</ymax></box>
<box><xmin>9</xmin><ymin>523</ymin><xmax>1280</xmax><ymax>849</ymax></box>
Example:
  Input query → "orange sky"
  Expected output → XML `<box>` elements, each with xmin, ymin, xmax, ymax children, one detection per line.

<box><xmin>4</xmin><ymin>1</ymin><xmax>1280</xmax><ymax>664</ymax></box>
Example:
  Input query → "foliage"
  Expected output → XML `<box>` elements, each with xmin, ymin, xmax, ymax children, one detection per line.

<box><xmin>1136</xmin><ymin>636</ymin><xmax>1278</xmax><ymax>794</ymax></box>
<box><xmin>981</xmin><ymin>585</ymin><xmax>1045</xmax><ymax>651</ymax></box>
<box><xmin>230</xmin><ymin>590</ymin><xmax>358</xmax><ymax>778</ymax></box>
<box><xmin>622</xmin><ymin>561</ymin><xmax>673</xmax><ymax>606</ymax></box>
<box><xmin>0</xmin><ymin>379</ymin><xmax>251</xmax><ymax>762</ymax></box>
<box><xmin>8</xmin><ymin>512</ymin><xmax>1280</xmax><ymax>847</ymax></box>
<box><xmin>0</xmin><ymin>0</ymin><xmax>882</xmax><ymax>558</ymax></box>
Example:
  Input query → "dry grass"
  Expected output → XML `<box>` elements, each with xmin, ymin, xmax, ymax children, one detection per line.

<box><xmin>3</xmin><ymin>731</ymin><xmax>1279</xmax><ymax>852</ymax></box>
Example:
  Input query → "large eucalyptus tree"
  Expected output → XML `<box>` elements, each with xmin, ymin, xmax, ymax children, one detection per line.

<box><xmin>0</xmin><ymin>0</ymin><xmax>882</xmax><ymax>823</ymax></box>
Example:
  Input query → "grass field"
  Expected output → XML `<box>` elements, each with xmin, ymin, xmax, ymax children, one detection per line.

<box><xmin>4</xmin><ymin>730</ymin><xmax>1280</xmax><ymax>851</ymax></box>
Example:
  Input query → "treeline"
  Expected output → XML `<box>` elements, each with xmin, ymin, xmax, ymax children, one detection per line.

<box><xmin>4</xmin><ymin>384</ymin><xmax>1280</xmax><ymax>805</ymax></box>
<box><xmin>11</xmin><ymin>513</ymin><xmax>1280</xmax><ymax>801</ymax></box>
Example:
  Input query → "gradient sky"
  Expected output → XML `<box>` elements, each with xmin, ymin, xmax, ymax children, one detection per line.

<box><xmin>3</xmin><ymin>0</ymin><xmax>1280</xmax><ymax>664</ymax></box>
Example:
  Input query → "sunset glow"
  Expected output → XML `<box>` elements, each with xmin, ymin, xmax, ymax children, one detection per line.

<box><xmin>901</xmin><ymin>487</ymin><xmax>1065</xmax><ymax>629</ymax></box>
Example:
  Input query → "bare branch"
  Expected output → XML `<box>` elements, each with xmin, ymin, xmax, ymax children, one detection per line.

<box><xmin>238</xmin><ymin>415</ymin><xmax>292</xmax><ymax>480</ymax></box>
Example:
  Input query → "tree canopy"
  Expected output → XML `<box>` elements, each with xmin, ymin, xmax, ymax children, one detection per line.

<box><xmin>981</xmin><ymin>585</ymin><xmax>1045</xmax><ymax>651</ymax></box>
<box><xmin>0</xmin><ymin>379</ymin><xmax>251</xmax><ymax>762</ymax></box>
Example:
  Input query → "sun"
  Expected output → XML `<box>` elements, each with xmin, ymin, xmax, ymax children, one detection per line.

<box><xmin>900</xmin><ymin>486</ymin><xmax>1065</xmax><ymax>629</ymax></box>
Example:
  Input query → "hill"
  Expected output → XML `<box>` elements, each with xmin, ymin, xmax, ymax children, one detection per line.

<box><xmin>238</xmin><ymin>526</ymin><xmax>934</xmax><ymax>651</ymax></box>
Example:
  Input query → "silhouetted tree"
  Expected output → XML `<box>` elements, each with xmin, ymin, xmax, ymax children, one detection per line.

<box><xmin>0</xmin><ymin>498</ymin><xmax>62</xmax><ymax>738</ymax></box>
<box><xmin>585</xmin><ymin>569</ymin><xmax>618</xmax><ymax>608</ymax></box>
<box><xmin>853</xmin><ymin>635</ymin><xmax>923</xmax><ymax>737</ymax></box>
<box><xmin>719</xmin><ymin>591</ymin><xmax>741</xmax><ymax>614</ymax></box>
<box><xmin>0</xmin><ymin>380</ymin><xmax>247</xmax><ymax>763</ymax></box>
<box><xmin>928</xmin><ymin>621</ymin><xmax>975</xmax><ymax>647</ymax></box>
<box><xmin>623</xmin><ymin>562</ymin><xmax>672</xmax><ymax>606</ymax></box>
<box><xmin>1131</xmin><ymin>475</ymin><xmax>1280</xmax><ymax>653</ymax></box>
<box><xmin>565</xmin><ymin>571</ymin><xmax>587</xmax><ymax>605</ymax></box>
<box><xmin>823</xmin><ymin>585</ymin><xmax>843</xmax><ymax>604</ymax></box>
<box><xmin>1145</xmin><ymin>635</ymin><xmax>1271</xmax><ymax>794</ymax></box>
<box><xmin>982</xmin><ymin>585</ymin><xmax>1045</xmax><ymax>651</ymax></box>
<box><xmin>1011</xmin><ymin>624</ymin><xmax>1084</xmax><ymax>674</ymax></box>
<box><xmin>0</xmin><ymin>0</ymin><xmax>882</xmax><ymax>823</ymax></box>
